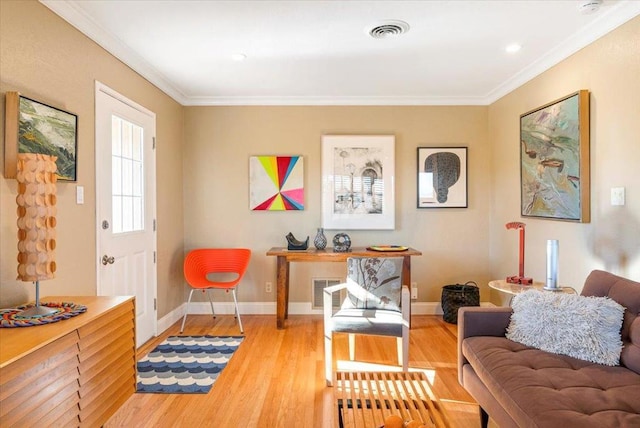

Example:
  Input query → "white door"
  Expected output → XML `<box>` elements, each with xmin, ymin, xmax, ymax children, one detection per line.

<box><xmin>95</xmin><ymin>82</ymin><xmax>157</xmax><ymax>347</ymax></box>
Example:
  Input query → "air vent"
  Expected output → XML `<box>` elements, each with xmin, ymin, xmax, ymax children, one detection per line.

<box><xmin>312</xmin><ymin>278</ymin><xmax>343</xmax><ymax>310</ymax></box>
<box><xmin>368</xmin><ymin>20</ymin><xmax>410</xmax><ymax>39</ymax></box>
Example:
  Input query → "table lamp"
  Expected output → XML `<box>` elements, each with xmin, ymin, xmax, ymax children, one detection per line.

<box><xmin>15</xmin><ymin>153</ymin><xmax>58</xmax><ymax>317</ymax></box>
<box><xmin>505</xmin><ymin>221</ymin><xmax>532</xmax><ymax>285</ymax></box>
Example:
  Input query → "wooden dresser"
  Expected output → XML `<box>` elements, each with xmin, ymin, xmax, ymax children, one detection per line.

<box><xmin>0</xmin><ymin>296</ymin><xmax>136</xmax><ymax>427</ymax></box>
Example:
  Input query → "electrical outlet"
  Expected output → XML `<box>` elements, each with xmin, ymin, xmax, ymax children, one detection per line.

<box><xmin>411</xmin><ymin>282</ymin><xmax>418</xmax><ymax>300</ymax></box>
<box><xmin>265</xmin><ymin>282</ymin><xmax>272</xmax><ymax>293</ymax></box>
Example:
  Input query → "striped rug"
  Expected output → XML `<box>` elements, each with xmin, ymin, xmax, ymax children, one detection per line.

<box><xmin>136</xmin><ymin>335</ymin><xmax>244</xmax><ymax>394</ymax></box>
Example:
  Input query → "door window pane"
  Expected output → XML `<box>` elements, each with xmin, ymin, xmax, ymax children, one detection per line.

<box><xmin>111</xmin><ymin>116</ymin><xmax>144</xmax><ymax>234</ymax></box>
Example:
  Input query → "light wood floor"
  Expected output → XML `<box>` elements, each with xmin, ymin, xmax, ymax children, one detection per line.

<box><xmin>106</xmin><ymin>314</ymin><xmax>483</xmax><ymax>428</ymax></box>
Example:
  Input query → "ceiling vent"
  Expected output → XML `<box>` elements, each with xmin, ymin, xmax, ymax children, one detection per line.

<box><xmin>367</xmin><ymin>20</ymin><xmax>410</xmax><ymax>39</ymax></box>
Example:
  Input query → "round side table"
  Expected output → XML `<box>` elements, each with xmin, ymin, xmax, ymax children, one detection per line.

<box><xmin>489</xmin><ymin>279</ymin><xmax>576</xmax><ymax>305</ymax></box>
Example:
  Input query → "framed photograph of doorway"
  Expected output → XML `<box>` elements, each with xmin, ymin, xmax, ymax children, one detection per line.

<box><xmin>321</xmin><ymin>135</ymin><xmax>395</xmax><ymax>230</ymax></box>
<box><xmin>417</xmin><ymin>147</ymin><xmax>468</xmax><ymax>208</ymax></box>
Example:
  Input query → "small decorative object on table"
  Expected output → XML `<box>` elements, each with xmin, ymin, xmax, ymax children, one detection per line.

<box><xmin>332</xmin><ymin>233</ymin><xmax>351</xmax><ymax>252</ymax></box>
<box><xmin>15</xmin><ymin>153</ymin><xmax>59</xmax><ymax>317</ymax></box>
<box><xmin>505</xmin><ymin>222</ymin><xmax>532</xmax><ymax>284</ymax></box>
<box><xmin>0</xmin><ymin>302</ymin><xmax>87</xmax><ymax>328</ymax></box>
<box><xmin>285</xmin><ymin>232</ymin><xmax>308</xmax><ymax>250</ymax></box>
<box><xmin>544</xmin><ymin>239</ymin><xmax>561</xmax><ymax>291</ymax></box>
<box><xmin>314</xmin><ymin>227</ymin><xmax>327</xmax><ymax>250</ymax></box>
<box><xmin>367</xmin><ymin>245</ymin><xmax>409</xmax><ymax>252</ymax></box>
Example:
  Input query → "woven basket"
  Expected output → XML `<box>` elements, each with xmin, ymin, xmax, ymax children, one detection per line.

<box><xmin>441</xmin><ymin>281</ymin><xmax>479</xmax><ymax>324</ymax></box>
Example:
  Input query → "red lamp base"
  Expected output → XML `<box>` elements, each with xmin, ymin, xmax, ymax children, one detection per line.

<box><xmin>506</xmin><ymin>276</ymin><xmax>533</xmax><ymax>285</ymax></box>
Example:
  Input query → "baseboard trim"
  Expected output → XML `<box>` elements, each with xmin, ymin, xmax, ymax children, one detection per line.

<box><xmin>157</xmin><ymin>304</ymin><xmax>185</xmax><ymax>334</ymax></box>
<box><xmin>156</xmin><ymin>301</ymin><xmax>495</xmax><ymax>336</ymax></box>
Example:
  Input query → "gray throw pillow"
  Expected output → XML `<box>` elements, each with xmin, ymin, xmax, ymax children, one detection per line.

<box><xmin>506</xmin><ymin>290</ymin><xmax>625</xmax><ymax>366</ymax></box>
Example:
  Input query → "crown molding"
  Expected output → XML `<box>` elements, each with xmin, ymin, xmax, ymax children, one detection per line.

<box><xmin>40</xmin><ymin>0</ymin><xmax>190</xmax><ymax>105</ymax></box>
<box><xmin>184</xmin><ymin>95</ymin><xmax>489</xmax><ymax>106</ymax></box>
<box><xmin>41</xmin><ymin>0</ymin><xmax>640</xmax><ymax>107</ymax></box>
<box><xmin>484</xmin><ymin>0</ymin><xmax>640</xmax><ymax>104</ymax></box>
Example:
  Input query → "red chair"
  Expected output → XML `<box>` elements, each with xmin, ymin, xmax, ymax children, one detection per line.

<box><xmin>181</xmin><ymin>248</ymin><xmax>251</xmax><ymax>334</ymax></box>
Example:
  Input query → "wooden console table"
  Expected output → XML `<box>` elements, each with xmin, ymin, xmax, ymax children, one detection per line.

<box><xmin>334</xmin><ymin>371</ymin><xmax>450</xmax><ymax>428</ymax></box>
<box><xmin>266</xmin><ymin>247</ymin><xmax>422</xmax><ymax>329</ymax></box>
<box><xmin>0</xmin><ymin>296</ymin><xmax>136</xmax><ymax>427</ymax></box>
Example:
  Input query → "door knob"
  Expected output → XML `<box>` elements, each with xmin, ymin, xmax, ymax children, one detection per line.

<box><xmin>102</xmin><ymin>255</ymin><xmax>115</xmax><ymax>265</ymax></box>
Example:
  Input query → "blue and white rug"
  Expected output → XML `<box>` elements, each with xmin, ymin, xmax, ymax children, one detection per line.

<box><xmin>136</xmin><ymin>335</ymin><xmax>244</xmax><ymax>394</ymax></box>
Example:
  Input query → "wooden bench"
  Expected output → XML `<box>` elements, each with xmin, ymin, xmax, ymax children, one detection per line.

<box><xmin>334</xmin><ymin>371</ymin><xmax>450</xmax><ymax>428</ymax></box>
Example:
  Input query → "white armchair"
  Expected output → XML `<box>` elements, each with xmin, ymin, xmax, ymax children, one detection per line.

<box><xmin>323</xmin><ymin>257</ymin><xmax>410</xmax><ymax>386</ymax></box>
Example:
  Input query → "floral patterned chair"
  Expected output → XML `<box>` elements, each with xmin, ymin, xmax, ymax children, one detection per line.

<box><xmin>323</xmin><ymin>257</ymin><xmax>410</xmax><ymax>386</ymax></box>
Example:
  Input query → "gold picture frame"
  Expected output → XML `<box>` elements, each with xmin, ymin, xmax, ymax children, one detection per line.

<box><xmin>520</xmin><ymin>90</ymin><xmax>590</xmax><ymax>222</ymax></box>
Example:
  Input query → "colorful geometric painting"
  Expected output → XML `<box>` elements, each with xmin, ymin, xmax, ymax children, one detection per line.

<box><xmin>249</xmin><ymin>156</ymin><xmax>304</xmax><ymax>211</ymax></box>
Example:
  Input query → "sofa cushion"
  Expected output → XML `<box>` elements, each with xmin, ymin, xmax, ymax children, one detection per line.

<box><xmin>329</xmin><ymin>308</ymin><xmax>403</xmax><ymax>336</ymax></box>
<box><xmin>506</xmin><ymin>290</ymin><xmax>624</xmax><ymax>366</ymax></box>
<box><xmin>462</xmin><ymin>336</ymin><xmax>640</xmax><ymax>427</ymax></box>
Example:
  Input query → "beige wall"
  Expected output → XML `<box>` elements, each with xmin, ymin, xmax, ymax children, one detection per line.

<box><xmin>184</xmin><ymin>106</ymin><xmax>493</xmax><ymax>304</ymax></box>
<box><xmin>1</xmin><ymin>1</ymin><xmax>637</xmax><ymax>318</ymax></box>
<box><xmin>488</xmin><ymin>16</ymin><xmax>640</xmax><ymax>303</ymax></box>
<box><xmin>0</xmin><ymin>0</ymin><xmax>185</xmax><ymax>317</ymax></box>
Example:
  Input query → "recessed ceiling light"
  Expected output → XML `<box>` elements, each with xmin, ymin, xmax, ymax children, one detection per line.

<box><xmin>366</xmin><ymin>20</ymin><xmax>410</xmax><ymax>39</ymax></box>
<box><xmin>505</xmin><ymin>43</ymin><xmax>522</xmax><ymax>54</ymax></box>
<box><xmin>231</xmin><ymin>53</ymin><xmax>247</xmax><ymax>61</ymax></box>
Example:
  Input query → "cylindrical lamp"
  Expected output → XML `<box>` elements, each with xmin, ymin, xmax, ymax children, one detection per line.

<box><xmin>16</xmin><ymin>153</ymin><xmax>58</xmax><ymax>317</ymax></box>
<box><xmin>544</xmin><ymin>239</ymin><xmax>560</xmax><ymax>291</ymax></box>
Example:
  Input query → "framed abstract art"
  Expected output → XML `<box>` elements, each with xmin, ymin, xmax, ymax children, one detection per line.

<box><xmin>417</xmin><ymin>147</ymin><xmax>468</xmax><ymax>208</ymax></box>
<box><xmin>249</xmin><ymin>155</ymin><xmax>304</xmax><ymax>211</ymax></box>
<box><xmin>4</xmin><ymin>92</ymin><xmax>78</xmax><ymax>181</ymax></box>
<box><xmin>520</xmin><ymin>90</ymin><xmax>590</xmax><ymax>222</ymax></box>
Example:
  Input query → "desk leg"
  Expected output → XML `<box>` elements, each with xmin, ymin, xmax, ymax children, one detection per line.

<box><xmin>402</xmin><ymin>256</ymin><xmax>412</xmax><ymax>328</ymax></box>
<box><xmin>401</xmin><ymin>256</ymin><xmax>411</xmax><ymax>287</ymax></box>
<box><xmin>276</xmin><ymin>256</ymin><xmax>290</xmax><ymax>329</ymax></box>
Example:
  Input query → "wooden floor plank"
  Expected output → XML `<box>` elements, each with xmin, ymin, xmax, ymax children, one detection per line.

<box><xmin>106</xmin><ymin>314</ymin><xmax>485</xmax><ymax>428</ymax></box>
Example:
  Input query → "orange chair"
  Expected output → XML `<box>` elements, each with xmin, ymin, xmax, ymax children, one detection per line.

<box><xmin>181</xmin><ymin>248</ymin><xmax>251</xmax><ymax>334</ymax></box>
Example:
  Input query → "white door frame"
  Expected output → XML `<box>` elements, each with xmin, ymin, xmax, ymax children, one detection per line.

<box><xmin>95</xmin><ymin>80</ymin><xmax>157</xmax><ymax>342</ymax></box>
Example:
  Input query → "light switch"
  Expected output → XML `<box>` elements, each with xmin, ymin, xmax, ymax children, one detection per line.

<box><xmin>76</xmin><ymin>185</ymin><xmax>84</xmax><ymax>205</ymax></box>
<box><xmin>611</xmin><ymin>187</ymin><xmax>625</xmax><ymax>206</ymax></box>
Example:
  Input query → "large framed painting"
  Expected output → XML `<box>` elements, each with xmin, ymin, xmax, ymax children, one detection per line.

<box><xmin>4</xmin><ymin>92</ymin><xmax>78</xmax><ymax>181</ymax></box>
<box><xmin>249</xmin><ymin>155</ymin><xmax>304</xmax><ymax>210</ymax></box>
<box><xmin>417</xmin><ymin>147</ymin><xmax>468</xmax><ymax>208</ymax></box>
<box><xmin>520</xmin><ymin>90</ymin><xmax>590</xmax><ymax>222</ymax></box>
<box><xmin>321</xmin><ymin>135</ymin><xmax>395</xmax><ymax>230</ymax></box>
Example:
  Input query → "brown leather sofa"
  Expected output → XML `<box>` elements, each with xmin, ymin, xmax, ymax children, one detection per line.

<box><xmin>458</xmin><ymin>270</ymin><xmax>640</xmax><ymax>427</ymax></box>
